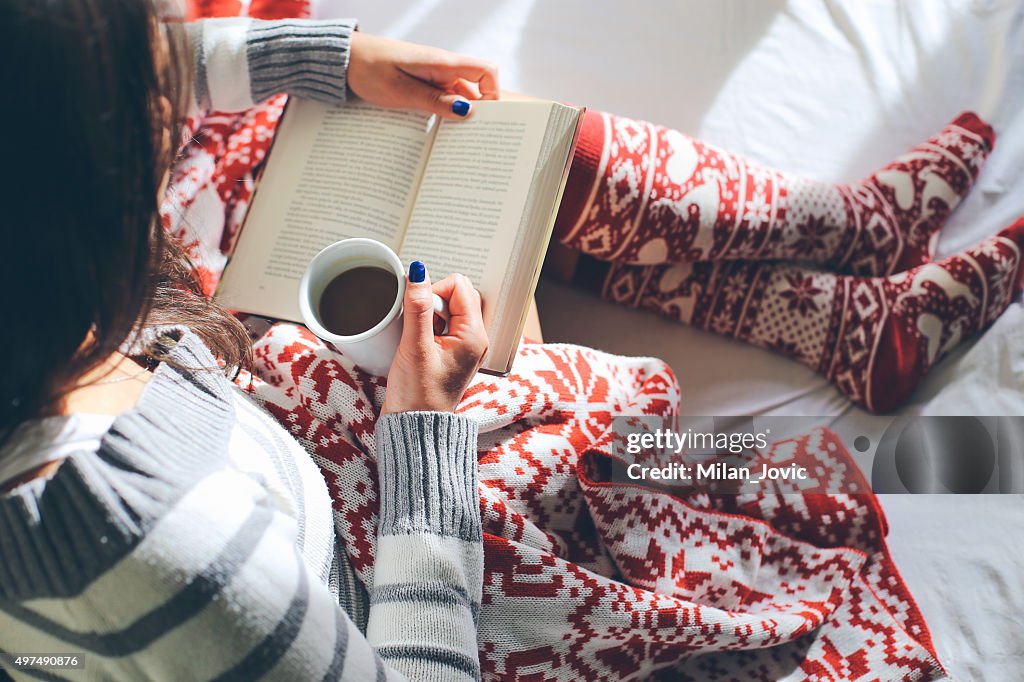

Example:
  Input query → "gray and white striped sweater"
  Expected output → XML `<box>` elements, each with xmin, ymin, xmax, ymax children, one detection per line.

<box><xmin>185</xmin><ymin>16</ymin><xmax>357</xmax><ymax>111</ymax></box>
<box><xmin>0</xmin><ymin>328</ymin><xmax>482</xmax><ymax>681</ymax></box>
<box><xmin>0</xmin><ymin>19</ymin><xmax>483</xmax><ymax>681</ymax></box>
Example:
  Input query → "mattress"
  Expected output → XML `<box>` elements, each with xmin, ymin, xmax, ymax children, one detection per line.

<box><xmin>315</xmin><ymin>1</ymin><xmax>1024</xmax><ymax>678</ymax></box>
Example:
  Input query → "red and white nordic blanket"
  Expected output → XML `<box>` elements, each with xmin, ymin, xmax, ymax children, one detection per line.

<box><xmin>165</xmin><ymin>2</ymin><xmax>947</xmax><ymax>679</ymax></box>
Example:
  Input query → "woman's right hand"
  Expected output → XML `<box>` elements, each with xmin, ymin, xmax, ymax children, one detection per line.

<box><xmin>381</xmin><ymin>263</ymin><xmax>488</xmax><ymax>415</ymax></box>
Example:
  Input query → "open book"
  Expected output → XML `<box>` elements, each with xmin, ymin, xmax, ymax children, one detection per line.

<box><xmin>216</xmin><ymin>98</ymin><xmax>584</xmax><ymax>375</ymax></box>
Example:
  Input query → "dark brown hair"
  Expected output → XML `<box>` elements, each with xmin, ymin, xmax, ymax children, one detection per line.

<box><xmin>0</xmin><ymin>0</ymin><xmax>251</xmax><ymax>432</ymax></box>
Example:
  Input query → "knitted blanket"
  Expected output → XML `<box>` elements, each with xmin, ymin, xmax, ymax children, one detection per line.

<box><xmin>168</xmin><ymin>2</ymin><xmax>948</xmax><ymax>679</ymax></box>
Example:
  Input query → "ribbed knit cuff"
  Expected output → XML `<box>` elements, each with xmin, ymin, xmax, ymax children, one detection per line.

<box><xmin>375</xmin><ymin>412</ymin><xmax>480</xmax><ymax>541</ymax></box>
<box><xmin>246</xmin><ymin>19</ymin><xmax>357</xmax><ymax>105</ymax></box>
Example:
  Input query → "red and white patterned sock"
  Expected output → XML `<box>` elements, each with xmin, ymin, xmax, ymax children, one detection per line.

<box><xmin>602</xmin><ymin>219</ymin><xmax>1024</xmax><ymax>412</ymax></box>
<box><xmin>186</xmin><ymin>0</ymin><xmax>310</xmax><ymax>19</ymax></box>
<box><xmin>556</xmin><ymin>110</ymin><xmax>995</xmax><ymax>276</ymax></box>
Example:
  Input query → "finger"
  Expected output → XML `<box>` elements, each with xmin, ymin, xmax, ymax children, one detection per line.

<box><xmin>426</xmin><ymin>58</ymin><xmax>500</xmax><ymax>100</ymax></box>
<box><xmin>400</xmin><ymin>260</ymin><xmax>438</xmax><ymax>349</ymax></box>
<box><xmin>432</xmin><ymin>274</ymin><xmax>485</xmax><ymax>334</ymax></box>
<box><xmin>398</xmin><ymin>72</ymin><xmax>474</xmax><ymax>120</ymax></box>
<box><xmin>432</xmin><ymin>274</ymin><xmax>488</xmax><ymax>362</ymax></box>
<box><xmin>453</xmin><ymin>78</ymin><xmax>481</xmax><ymax>101</ymax></box>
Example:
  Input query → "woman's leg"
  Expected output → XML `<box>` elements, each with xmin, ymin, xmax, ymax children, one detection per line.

<box><xmin>597</xmin><ymin>219</ymin><xmax>1024</xmax><ymax>412</ymax></box>
<box><xmin>555</xmin><ymin>110</ymin><xmax>994</xmax><ymax>276</ymax></box>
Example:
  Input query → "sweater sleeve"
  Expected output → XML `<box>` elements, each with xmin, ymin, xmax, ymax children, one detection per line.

<box><xmin>368</xmin><ymin>412</ymin><xmax>483</xmax><ymax>681</ymax></box>
<box><xmin>184</xmin><ymin>17</ymin><xmax>357</xmax><ymax>113</ymax></box>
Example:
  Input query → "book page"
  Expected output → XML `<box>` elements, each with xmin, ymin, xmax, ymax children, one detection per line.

<box><xmin>398</xmin><ymin>102</ymin><xmax>552</xmax><ymax>323</ymax></box>
<box><xmin>485</xmin><ymin>102</ymin><xmax>582</xmax><ymax>371</ymax></box>
<box><xmin>217</xmin><ymin>100</ymin><xmax>434</xmax><ymax>320</ymax></box>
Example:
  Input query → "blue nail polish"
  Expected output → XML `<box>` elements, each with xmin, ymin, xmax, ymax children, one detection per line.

<box><xmin>452</xmin><ymin>99</ymin><xmax>471</xmax><ymax>117</ymax></box>
<box><xmin>409</xmin><ymin>260</ymin><xmax>426</xmax><ymax>283</ymax></box>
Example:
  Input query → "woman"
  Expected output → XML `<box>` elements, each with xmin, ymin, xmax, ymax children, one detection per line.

<box><xmin>1</xmin><ymin>2</ymin><xmax>490</xmax><ymax>680</ymax></box>
<box><xmin>0</xmin><ymin>1</ymin><xmax>1011</xmax><ymax>680</ymax></box>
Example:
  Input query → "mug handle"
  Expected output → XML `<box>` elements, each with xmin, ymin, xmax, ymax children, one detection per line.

<box><xmin>431</xmin><ymin>293</ymin><xmax>451</xmax><ymax>335</ymax></box>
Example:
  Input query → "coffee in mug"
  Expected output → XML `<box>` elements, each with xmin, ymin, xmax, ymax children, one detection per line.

<box><xmin>318</xmin><ymin>266</ymin><xmax>400</xmax><ymax>336</ymax></box>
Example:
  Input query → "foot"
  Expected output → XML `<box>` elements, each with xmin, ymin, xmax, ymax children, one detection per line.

<box><xmin>830</xmin><ymin>112</ymin><xmax>996</xmax><ymax>276</ymax></box>
<box><xmin>831</xmin><ymin>217</ymin><xmax>1024</xmax><ymax>412</ymax></box>
<box><xmin>602</xmin><ymin>217</ymin><xmax>1024</xmax><ymax>413</ymax></box>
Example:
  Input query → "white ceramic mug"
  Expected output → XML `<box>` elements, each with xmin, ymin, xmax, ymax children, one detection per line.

<box><xmin>298</xmin><ymin>238</ymin><xmax>448</xmax><ymax>376</ymax></box>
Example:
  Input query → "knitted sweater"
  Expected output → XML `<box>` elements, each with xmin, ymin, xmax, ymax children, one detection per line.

<box><xmin>0</xmin><ymin>20</ymin><xmax>483</xmax><ymax>682</ymax></box>
<box><xmin>0</xmin><ymin>328</ymin><xmax>482</xmax><ymax>681</ymax></box>
<box><xmin>185</xmin><ymin>16</ymin><xmax>357</xmax><ymax>111</ymax></box>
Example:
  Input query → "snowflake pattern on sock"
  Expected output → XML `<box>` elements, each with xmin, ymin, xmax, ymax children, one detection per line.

<box><xmin>557</xmin><ymin>110</ymin><xmax>995</xmax><ymax>276</ymax></box>
<box><xmin>604</xmin><ymin>222</ymin><xmax>1024</xmax><ymax>412</ymax></box>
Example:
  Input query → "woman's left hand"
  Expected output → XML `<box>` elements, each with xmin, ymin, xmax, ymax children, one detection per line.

<box><xmin>348</xmin><ymin>33</ymin><xmax>499</xmax><ymax>119</ymax></box>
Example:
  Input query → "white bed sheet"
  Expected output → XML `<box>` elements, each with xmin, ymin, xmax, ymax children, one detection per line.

<box><xmin>316</xmin><ymin>1</ymin><xmax>1024</xmax><ymax>678</ymax></box>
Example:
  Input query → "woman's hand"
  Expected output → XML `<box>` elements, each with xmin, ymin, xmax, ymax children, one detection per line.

<box><xmin>348</xmin><ymin>33</ymin><xmax>499</xmax><ymax>120</ymax></box>
<box><xmin>382</xmin><ymin>264</ymin><xmax>488</xmax><ymax>414</ymax></box>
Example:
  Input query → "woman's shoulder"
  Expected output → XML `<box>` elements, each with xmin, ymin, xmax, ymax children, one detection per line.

<box><xmin>0</xmin><ymin>441</ymin><xmax>272</xmax><ymax>597</ymax></box>
<box><xmin>0</xmin><ymin>327</ymin><xmax>248</xmax><ymax>601</ymax></box>
<box><xmin>0</xmin><ymin>444</ymin><xmax>296</xmax><ymax>674</ymax></box>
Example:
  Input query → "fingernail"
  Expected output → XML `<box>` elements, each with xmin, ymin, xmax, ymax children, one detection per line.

<box><xmin>409</xmin><ymin>260</ymin><xmax>426</xmax><ymax>283</ymax></box>
<box><xmin>452</xmin><ymin>99</ymin><xmax>471</xmax><ymax>117</ymax></box>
